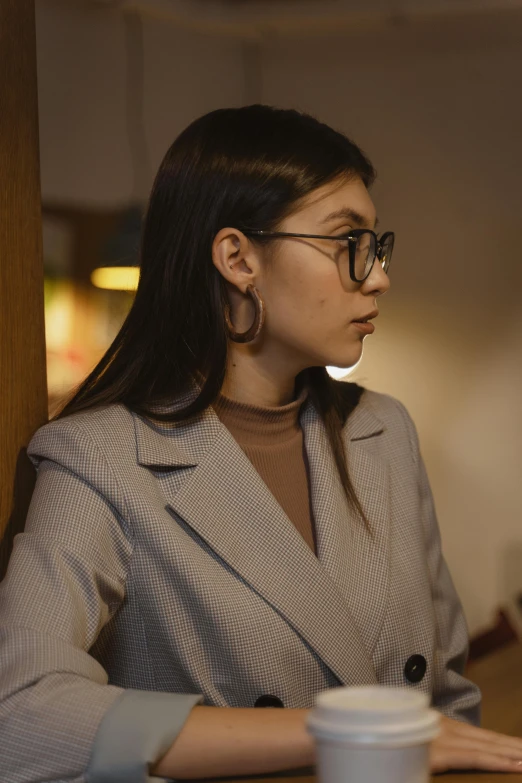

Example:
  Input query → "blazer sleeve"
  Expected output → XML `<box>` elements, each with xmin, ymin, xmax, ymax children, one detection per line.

<box><xmin>395</xmin><ymin>399</ymin><xmax>482</xmax><ymax>725</ymax></box>
<box><xmin>0</xmin><ymin>422</ymin><xmax>202</xmax><ymax>783</ymax></box>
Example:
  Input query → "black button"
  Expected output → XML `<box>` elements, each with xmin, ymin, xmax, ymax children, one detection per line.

<box><xmin>404</xmin><ymin>654</ymin><xmax>427</xmax><ymax>683</ymax></box>
<box><xmin>254</xmin><ymin>695</ymin><xmax>284</xmax><ymax>708</ymax></box>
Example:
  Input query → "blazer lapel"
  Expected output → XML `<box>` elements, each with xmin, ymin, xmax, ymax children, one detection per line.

<box><xmin>133</xmin><ymin>393</ymin><xmax>387</xmax><ymax>685</ymax></box>
<box><xmin>301</xmin><ymin>394</ymin><xmax>391</xmax><ymax>655</ymax></box>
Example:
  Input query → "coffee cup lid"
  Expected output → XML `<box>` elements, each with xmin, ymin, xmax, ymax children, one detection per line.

<box><xmin>307</xmin><ymin>686</ymin><xmax>440</xmax><ymax>747</ymax></box>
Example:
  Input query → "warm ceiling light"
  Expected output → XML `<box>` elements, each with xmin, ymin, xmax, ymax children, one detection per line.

<box><xmin>91</xmin><ymin>266</ymin><xmax>140</xmax><ymax>291</ymax></box>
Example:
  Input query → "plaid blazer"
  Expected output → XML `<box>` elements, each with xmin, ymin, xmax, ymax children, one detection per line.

<box><xmin>0</xmin><ymin>385</ymin><xmax>481</xmax><ymax>783</ymax></box>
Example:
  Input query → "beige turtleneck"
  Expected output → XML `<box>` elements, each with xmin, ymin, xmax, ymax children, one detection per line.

<box><xmin>213</xmin><ymin>388</ymin><xmax>316</xmax><ymax>554</ymax></box>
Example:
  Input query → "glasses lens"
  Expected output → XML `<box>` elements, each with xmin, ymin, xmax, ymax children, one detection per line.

<box><xmin>380</xmin><ymin>233</ymin><xmax>394</xmax><ymax>273</ymax></box>
<box><xmin>353</xmin><ymin>231</ymin><xmax>376</xmax><ymax>281</ymax></box>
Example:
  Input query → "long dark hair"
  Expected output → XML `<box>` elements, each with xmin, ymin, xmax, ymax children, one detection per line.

<box><xmin>56</xmin><ymin>105</ymin><xmax>376</xmax><ymax>525</ymax></box>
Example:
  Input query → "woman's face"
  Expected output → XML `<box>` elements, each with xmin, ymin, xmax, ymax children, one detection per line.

<box><xmin>257</xmin><ymin>175</ymin><xmax>391</xmax><ymax>374</ymax></box>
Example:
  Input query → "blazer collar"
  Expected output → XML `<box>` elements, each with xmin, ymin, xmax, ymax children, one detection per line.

<box><xmin>132</xmin><ymin>390</ymin><xmax>389</xmax><ymax>685</ymax></box>
<box><xmin>134</xmin><ymin>388</ymin><xmax>385</xmax><ymax>470</ymax></box>
<box><xmin>301</xmin><ymin>399</ymin><xmax>390</xmax><ymax>655</ymax></box>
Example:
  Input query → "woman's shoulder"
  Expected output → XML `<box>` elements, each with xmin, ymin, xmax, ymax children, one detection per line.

<box><xmin>27</xmin><ymin>402</ymin><xmax>135</xmax><ymax>473</ymax></box>
<box><xmin>334</xmin><ymin>379</ymin><xmax>411</xmax><ymax>419</ymax></box>
<box><xmin>360</xmin><ymin>385</ymin><xmax>413</xmax><ymax>423</ymax></box>
<box><xmin>336</xmin><ymin>381</ymin><xmax>418</xmax><ymax>446</ymax></box>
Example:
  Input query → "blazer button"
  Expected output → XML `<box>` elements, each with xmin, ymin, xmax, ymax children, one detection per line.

<box><xmin>254</xmin><ymin>695</ymin><xmax>284</xmax><ymax>708</ymax></box>
<box><xmin>404</xmin><ymin>654</ymin><xmax>427</xmax><ymax>683</ymax></box>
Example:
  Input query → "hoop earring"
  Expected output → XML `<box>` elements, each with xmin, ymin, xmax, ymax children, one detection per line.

<box><xmin>224</xmin><ymin>284</ymin><xmax>265</xmax><ymax>344</ymax></box>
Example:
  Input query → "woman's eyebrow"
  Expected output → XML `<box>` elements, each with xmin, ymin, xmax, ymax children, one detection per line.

<box><xmin>320</xmin><ymin>207</ymin><xmax>378</xmax><ymax>229</ymax></box>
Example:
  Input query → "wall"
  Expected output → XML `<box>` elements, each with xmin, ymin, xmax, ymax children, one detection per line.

<box><xmin>35</xmin><ymin>1</ymin><xmax>522</xmax><ymax>634</ymax></box>
<box><xmin>35</xmin><ymin>0</ymin><xmax>245</xmax><ymax>206</ymax></box>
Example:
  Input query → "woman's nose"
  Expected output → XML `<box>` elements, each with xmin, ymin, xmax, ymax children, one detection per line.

<box><xmin>363</xmin><ymin>260</ymin><xmax>391</xmax><ymax>296</ymax></box>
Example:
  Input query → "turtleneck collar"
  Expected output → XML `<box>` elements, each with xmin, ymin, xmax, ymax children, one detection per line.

<box><xmin>213</xmin><ymin>385</ymin><xmax>309</xmax><ymax>446</ymax></box>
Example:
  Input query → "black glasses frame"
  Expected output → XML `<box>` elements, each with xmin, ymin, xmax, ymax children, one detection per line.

<box><xmin>242</xmin><ymin>228</ymin><xmax>394</xmax><ymax>283</ymax></box>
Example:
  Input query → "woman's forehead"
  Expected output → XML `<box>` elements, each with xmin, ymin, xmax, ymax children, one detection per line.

<box><xmin>287</xmin><ymin>177</ymin><xmax>377</xmax><ymax>229</ymax></box>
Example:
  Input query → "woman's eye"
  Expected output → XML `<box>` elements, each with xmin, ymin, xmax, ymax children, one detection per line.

<box><xmin>333</xmin><ymin>234</ymin><xmax>350</xmax><ymax>245</ymax></box>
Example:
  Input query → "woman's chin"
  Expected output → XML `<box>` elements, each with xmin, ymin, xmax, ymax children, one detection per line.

<box><xmin>325</xmin><ymin>350</ymin><xmax>363</xmax><ymax>372</ymax></box>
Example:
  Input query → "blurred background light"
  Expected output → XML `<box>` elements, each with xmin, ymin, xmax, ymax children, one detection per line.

<box><xmin>326</xmin><ymin>362</ymin><xmax>360</xmax><ymax>380</ymax></box>
<box><xmin>90</xmin><ymin>265</ymin><xmax>140</xmax><ymax>291</ymax></box>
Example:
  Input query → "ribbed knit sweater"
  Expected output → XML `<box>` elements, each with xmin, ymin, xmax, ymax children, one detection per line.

<box><xmin>213</xmin><ymin>388</ymin><xmax>316</xmax><ymax>554</ymax></box>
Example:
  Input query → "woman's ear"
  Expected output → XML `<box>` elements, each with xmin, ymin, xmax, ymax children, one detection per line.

<box><xmin>212</xmin><ymin>228</ymin><xmax>260</xmax><ymax>292</ymax></box>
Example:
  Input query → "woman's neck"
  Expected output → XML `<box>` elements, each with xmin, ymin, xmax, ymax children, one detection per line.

<box><xmin>221</xmin><ymin>347</ymin><xmax>301</xmax><ymax>407</ymax></box>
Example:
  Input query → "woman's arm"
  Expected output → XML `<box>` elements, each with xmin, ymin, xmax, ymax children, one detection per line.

<box><xmin>0</xmin><ymin>435</ymin><xmax>199</xmax><ymax>783</ymax></box>
<box><xmin>152</xmin><ymin>704</ymin><xmax>522</xmax><ymax>780</ymax></box>
<box><xmin>152</xmin><ymin>706</ymin><xmax>314</xmax><ymax>779</ymax></box>
<box><xmin>395</xmin><ymin>398</ymin><xmax>481</xmax><ymax>723</ymax></box>
<box><xmin>393</xmin><ymin>399</ymin><xmax>522</xmax><ymax>774</ymax></box>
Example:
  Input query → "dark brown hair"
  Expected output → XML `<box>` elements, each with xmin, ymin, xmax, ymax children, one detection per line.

<box><xmin>55</xmin><ymin>105</ymin><xmax>376</xmax><ymax>525</ymax></box>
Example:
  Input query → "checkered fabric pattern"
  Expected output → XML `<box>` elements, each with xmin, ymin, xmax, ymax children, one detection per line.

<box><xmin>0</xmin><ymin>385</ymin><xmax>481</xmax><ymax>782</ymax></box>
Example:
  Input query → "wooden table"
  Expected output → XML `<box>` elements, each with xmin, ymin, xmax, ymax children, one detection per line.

<box><xmin>216</xmin><ymin>643</ymin><xmax>522</xmax><ymax>783</ymax></box>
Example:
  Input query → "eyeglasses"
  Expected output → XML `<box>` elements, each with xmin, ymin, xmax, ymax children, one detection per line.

<box><xmin>242</xmin><ymin>229</ymin><xmax>394</xmax><ymax>283</ymax></box>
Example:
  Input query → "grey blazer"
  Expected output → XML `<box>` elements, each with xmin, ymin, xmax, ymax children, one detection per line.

<box><xmin>0</xmin><ymin>385</ymin><xmax>481</xmax><ymax>783</ymax></box>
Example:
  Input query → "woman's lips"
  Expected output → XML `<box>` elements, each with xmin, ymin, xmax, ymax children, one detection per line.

<box><xmin>351</xmin><ymin>321</ymin><xmax>375</xmax><ymax>335</ymax></box>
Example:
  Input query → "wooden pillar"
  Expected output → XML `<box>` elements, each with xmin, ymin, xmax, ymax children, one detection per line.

<box><xmin>0</xmin><ymin>0</ymin><xmax>48</xmax><ymax>578</ymax></box>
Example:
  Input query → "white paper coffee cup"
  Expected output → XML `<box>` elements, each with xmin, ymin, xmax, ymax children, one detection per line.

<box><xmin>307</xmin><ymin>686</ymin><xmax>440</xmax><ymax>783</ymax></box>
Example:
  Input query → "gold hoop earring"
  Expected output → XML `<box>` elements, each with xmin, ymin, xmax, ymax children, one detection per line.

<box><xmin>224</xmin><ymin>285</ymin><xmax>265</xmax><ymax>344</ymax></box>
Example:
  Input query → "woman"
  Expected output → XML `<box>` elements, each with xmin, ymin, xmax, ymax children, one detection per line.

<box><xmin>1</xmin><ymin>105</ymin><xmax>521</xmax><ymax>783</ymax></box>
